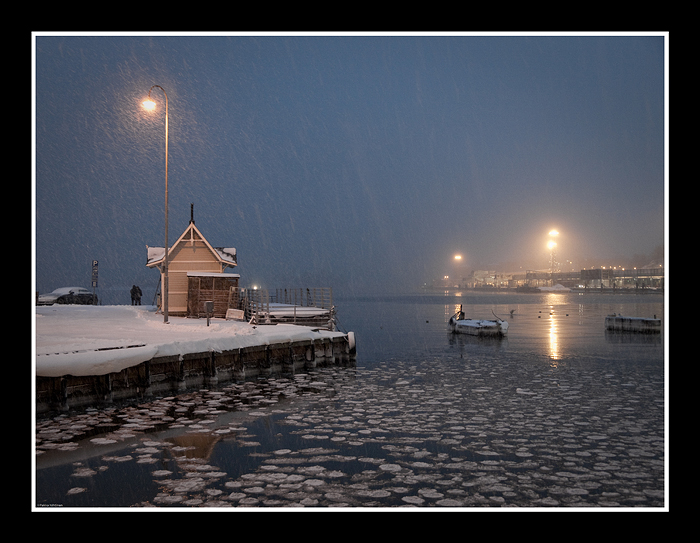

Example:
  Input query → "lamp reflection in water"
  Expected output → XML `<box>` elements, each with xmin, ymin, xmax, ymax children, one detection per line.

<box><xmin>547</xmin><ymin>304</ymin><xmax>560</xmax><ymax>362</ymax></box>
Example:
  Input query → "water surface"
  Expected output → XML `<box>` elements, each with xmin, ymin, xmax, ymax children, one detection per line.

<box><xmin>35</xmin><ymin>291</ymin><xmax>666</xmax><ymax>509</ymax></box>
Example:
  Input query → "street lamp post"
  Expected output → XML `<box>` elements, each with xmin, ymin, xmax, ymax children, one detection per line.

<box><xmin>547</xmin><ymin>229</ymin><xmax>559</xmax><ymax>283</ymax></box>
<box><xmin>143</xmin><ymin>85</ymin><xmax>169</xmax><ymax>324</ymax></box>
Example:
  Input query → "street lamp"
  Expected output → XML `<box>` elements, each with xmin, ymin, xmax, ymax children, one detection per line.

<box><xmin>547</xmin><ymin>229</ymin><xmax>559</xmax><ymax>276</ymax></box>
<box><xmin>143</xmin><ymin>85</ymin><xmax>169</xmax><ymax>324</ymax></box>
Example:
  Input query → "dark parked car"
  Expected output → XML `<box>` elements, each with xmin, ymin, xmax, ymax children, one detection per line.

<box><xmin>37</xmin><ymin>287</ymin><xmax>98</xmax><ymax>306</ymax></box>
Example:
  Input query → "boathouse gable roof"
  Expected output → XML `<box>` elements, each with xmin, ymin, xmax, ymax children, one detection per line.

<box><xmin>146</xmin><ymin>221</ymin><xmax>237</xmax><ymax>269</ymax></box>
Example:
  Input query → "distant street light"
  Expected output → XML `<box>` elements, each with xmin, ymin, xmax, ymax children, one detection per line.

<box><xmin>143</xmin><ymin>85</ymin><xmax>169</xmax><ymax>324</ymax></box>
<box><xmin>547</xmin><ymin>229</ymin><xmax>559</xmax><ymax>276</ymax></box>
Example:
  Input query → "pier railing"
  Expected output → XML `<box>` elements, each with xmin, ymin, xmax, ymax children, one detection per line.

<box><xmin>270</xmin><ymin>287</ymin><xmax>333</xmax><ymax>309</ymax></box>
<box><xmin>242</xmin><ymin>288</ymin><xmax>269</xmax><ymax>323</ymax></box>
<box><xmin>238</xmin><ymin>287</ymin><xmax>335</xmax><ymax>329</ymax></box>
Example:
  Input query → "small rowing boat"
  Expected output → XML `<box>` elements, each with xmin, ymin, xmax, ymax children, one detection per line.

<box><xmin>448</xmin><ymin>305</ymin><xmax>509</xmax><ymax>337</ymax></box>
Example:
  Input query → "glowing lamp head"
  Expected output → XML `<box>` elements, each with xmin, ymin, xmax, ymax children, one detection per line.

<box><xmin>454</xmin><ymin>255</ymin><xmax>462</xmax><ymax>260</ymax></box>
<box><xmin>549</xmin><ymin>229</ymin><xmax>559</xmax><ymax>237</ymax></box>
<box><xmin>142</xmin><ymin>99</ymin><xmax>156</xmax><ymax>111</ymax></box>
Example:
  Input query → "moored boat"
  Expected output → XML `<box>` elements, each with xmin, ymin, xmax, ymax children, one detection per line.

<box><xmin>605</xmin><ymin>314</ymin><xmax>661</xmax><ymax>333</ymax></box>
<box><xmin>448</xmin><ymin>305</ymin><xmax>509</xmax><ymax>337</ymax></box>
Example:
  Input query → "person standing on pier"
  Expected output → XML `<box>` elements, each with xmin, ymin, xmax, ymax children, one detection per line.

<box><xmin>130</xmin><ymin>285</ymin><xmax>142</xmax><ymax>305</ymax></box>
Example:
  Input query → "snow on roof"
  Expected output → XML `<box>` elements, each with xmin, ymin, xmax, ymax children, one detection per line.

<box><xmin>146</xmin><ymin>245</ymin><xmax>236</xmax><ymax>266</ymax></box>
<box><xmin>46</xmin><ymin>287</ymin><xmax>90</xmax><ymax>295</ymax></box>
<box><xmin>147</xmin><ymin>222</ymin><xmax>236</xmax><ymax>267</ymax></box>
<box><xmin>214</xmin><ymin>247</ymin><xmax>237</xmax><ymax>265</ymax></box>
<box><xmin>147</xmin><ymin>246</ymin><xmax>165</xmax><ymax>265</ymax></box>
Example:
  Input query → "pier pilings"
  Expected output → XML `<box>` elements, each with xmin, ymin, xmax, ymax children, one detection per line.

<box><xmin>36</xmin><ymin>334</ymin><xmax>355</xmax><ymax>414</ymax></box>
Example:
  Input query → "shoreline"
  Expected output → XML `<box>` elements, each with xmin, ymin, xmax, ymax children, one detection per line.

<box><xmin>34</xmin><ymin>305</ymin><xmax>355</xmax><ymax>413</ymax></box>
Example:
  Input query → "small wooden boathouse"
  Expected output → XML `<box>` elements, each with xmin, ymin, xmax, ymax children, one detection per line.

<box><xmin>147</xmin><ymin>208</ymin><xmax>238</xmax><ymax>318</ymax></box>
<box><xmin>146</xmin><ymin>207</ymin><xmax>338</xmax><ymax>330</ymax></box>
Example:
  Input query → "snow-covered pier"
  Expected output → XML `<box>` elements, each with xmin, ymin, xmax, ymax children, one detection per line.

<box><xmin>34</xmin><ymin>305</ymin><xmax>355</xmax><ymax>413</ymax></box>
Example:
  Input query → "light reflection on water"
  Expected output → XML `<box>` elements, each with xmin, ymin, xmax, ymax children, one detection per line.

<box><xmin>35</xmin><ymin>291</ymin><xmax>666</xmax><ymax>509</ymax></box>
<box><xmin>548</xmin><ymin>310</ymin><xmax>560</xmax><ymax>362</ymax></box>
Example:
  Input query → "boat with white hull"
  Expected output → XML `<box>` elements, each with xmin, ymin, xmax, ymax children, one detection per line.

<box><xmin>448</xmin><ymin>305</ymin><xmax>509</xmax><ymax>337</ymax></box>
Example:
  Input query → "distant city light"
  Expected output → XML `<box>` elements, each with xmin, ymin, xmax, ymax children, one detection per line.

<box><xmin>547</xmin><ymin>229</ymin><xmax>559</xmax><ymax>274</ymax></box>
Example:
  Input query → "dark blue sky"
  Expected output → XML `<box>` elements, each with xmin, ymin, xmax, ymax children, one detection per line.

<box><xmin>33</xmin><ymin>33</ymin><xmax>666</xmax><ymax>303</ymax></box>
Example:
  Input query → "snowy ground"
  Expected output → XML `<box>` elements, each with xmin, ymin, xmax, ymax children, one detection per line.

<box><xmin>35</xmin><ymin>305</ymin><xmax>346</xmax><ymax>378</ymax></box>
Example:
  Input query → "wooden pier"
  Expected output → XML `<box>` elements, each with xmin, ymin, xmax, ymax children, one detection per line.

<box><xmin>36</xmin><ymin>333</ymin><xmax>355</xmax><ymax>414</ymax></box>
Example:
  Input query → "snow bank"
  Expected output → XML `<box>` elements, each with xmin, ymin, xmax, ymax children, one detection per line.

<box><xmin>35</xmin><ymin>305</ymin><xmax>345</xmax><ymax>378</ymax></box>
<box><xmin>35</xmin><ymin>345</ymin><xmax>160</xmax><ymax>379</ymax></box>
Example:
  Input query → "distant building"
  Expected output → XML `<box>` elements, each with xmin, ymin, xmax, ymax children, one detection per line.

<box><xmin>147</xmin><ymin>215</ymin><xmax>238</xmax><ymax>317</ymax></box>
<box><xmin>427</xmin><ymin>265</ymin><xmax>664</xmax><ymax>291</ymax></box>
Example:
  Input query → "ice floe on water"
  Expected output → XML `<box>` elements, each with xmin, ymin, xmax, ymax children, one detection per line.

<box><xmin>35</xmin><ymin>357</ymin><xmax>665</xmax><ymax>509</ymax></box>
